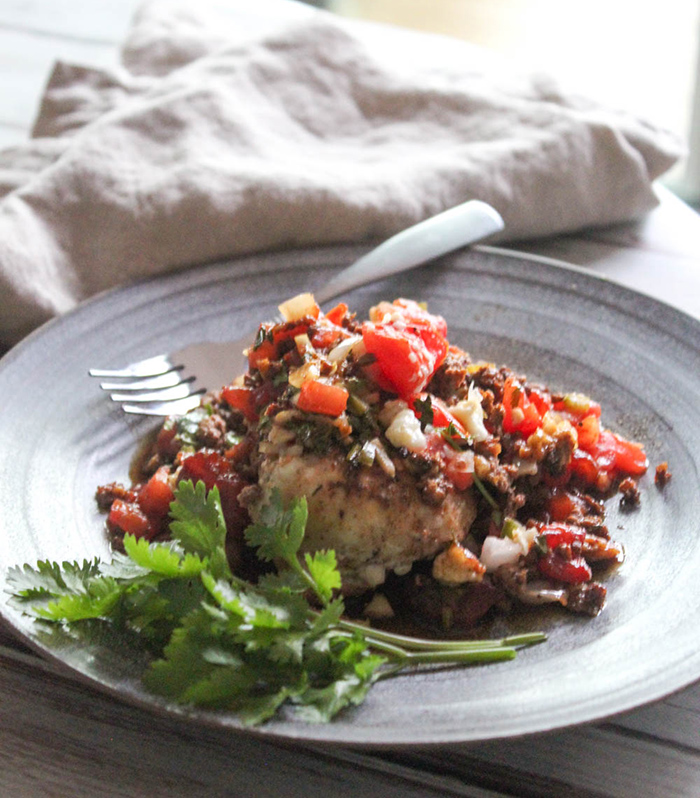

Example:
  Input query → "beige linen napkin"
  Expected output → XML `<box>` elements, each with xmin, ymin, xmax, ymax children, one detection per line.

<box><xmin>0</xmin><ymin>0</ymin><xmax>683</xmax><ymax>346</ymax></box>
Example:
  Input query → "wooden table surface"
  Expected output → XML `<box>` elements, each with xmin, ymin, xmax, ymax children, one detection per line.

<box><xmin>1</xmin><ymin>2</ymin><xmax>700</xmax><ymax>796</ymax></box>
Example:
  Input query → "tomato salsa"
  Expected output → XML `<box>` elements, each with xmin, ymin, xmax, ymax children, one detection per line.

<box><xmin>97</xmin><ymin>295</ymin><xmax>651</xmax><ymax>633</ymax></box>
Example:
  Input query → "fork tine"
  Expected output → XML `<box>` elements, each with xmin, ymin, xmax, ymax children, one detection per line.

<box><xmin>98</xmin><ymin>370</ymin><xmax>186</xmax><ymax>392</ymax></box>
<box><xmin>109</xmin><ymin>383</ymin><xmax>203</xmax><ymax>404</ymax></box>
<box><xmin>88</xmin><ymin>354</ymin><xmax>178</xmax><ymax>380</ymax></box>
<box><xmin>122</xmin><ymin>394</ymin><xmax>205</xmax><ymax>416</ymax></box>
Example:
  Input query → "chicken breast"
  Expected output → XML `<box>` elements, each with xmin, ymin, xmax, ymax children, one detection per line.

<box><xmin>248</xmin><ymin>450</ymin><xmax>477</xmax><ymax>594</ymax></box>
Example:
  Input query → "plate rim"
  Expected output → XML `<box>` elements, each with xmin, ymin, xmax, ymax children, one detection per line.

<box><xmin>0</xmin><ymin>242</ymin><xmax>699</xmax><ymax>747</ymax></box>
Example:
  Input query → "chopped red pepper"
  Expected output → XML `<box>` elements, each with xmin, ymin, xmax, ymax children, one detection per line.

<box><xmin>587</xmin><ymin>430</ymin><xmax>648</xmax><ymax>476</ymax></box>
<box><xmin>138</xmin><ymin>466</ymin><xmax>175</xmax><ymax>518</ymax></box>
<box><xmin>222</xmin><ymin>385</ymin><xmax>259</xmax><ymax>422</ymax></box>
<box><xmin>297</xmin><ymin>379</ymin><xmax>349</xmax><ymax>417</ymax></box>
<box><xmin>502</xmin><ymin>376</ymin><xmax>547</xmax><ymax>437</ymax></box>
<box><xmin>538</xmin><ymin>552</ymin><xmax>592</xmax><ymax>584</ymax></box>
<box><xmin>536</xmin><ymin>523</ymin><xmax>591</xmax><ymax>584</ymax></box>
<box><xmin>108</xmin><ymin>499</ymin><xmax>152</xmax><ymax>539</ymax></box>
<box><xmin>539</xmin><ymin>522</ymin><xmax>586</xmax><ymax>549</ymax></box>
<box><xmin>324</xmin><ymin>302</ymin><xmax>348</xmax><ymax>326</ymax></box>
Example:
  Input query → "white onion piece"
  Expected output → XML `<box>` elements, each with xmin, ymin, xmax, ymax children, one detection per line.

<box><xmin>278</xmin><ymin>292</ymin><xmax>317</xmax><ymax>321</ymax></box>
<box><xmin>480</xmin><ymin>536</ymin><xmax>524</xmax><ymax>572</ymax></box>
<box><xmin>385</xmin><ymin>408</ymin><xmax>427</xmax><ymax>452</ymax></box>
<box><xmin>327</xmin><ymin>334</ymin><xmax>365</xmax><ymax>363</ymax></box>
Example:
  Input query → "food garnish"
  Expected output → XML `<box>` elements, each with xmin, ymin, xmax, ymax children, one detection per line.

<box><xmin>7</xmin><ymin>481</ymin><xmax>544</xmax><ymax>725</ymax></box>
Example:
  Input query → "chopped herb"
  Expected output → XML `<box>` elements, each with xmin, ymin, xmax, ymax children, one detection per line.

<box><xmin>534</xmin><ymin>535</ymin><xmax>549</xmax><ymax>556</ymax></box>
<box><xmin>6</xmin><ymin>483</ymin><xmax>545</xmax><ymax>726</ymax></box>
<box><xmin>175</xmin><ymin>406</ymin><xmax>212</xmax><ymax>448</ymax></box>
<box><xmin>347</xmin><ymin>394</ymin><xmax>369</xmax><ymax>416</ymax></box>
<box><xmin>253</xmin><ymin>324</ymin><xmax>274</xmax><ymax>349</ymax></box>
<box><xmin>413</xmin><ymin>395</ymin><xmax>434</xmax><ymax>430</ymax></box>
<box><xmin>271</xmin><ymin>364</ymin><xmax>289</xmax><ymax>387</ymax></box>
<box><xmin>288</xmin><ymin>419</ymin><xmax>343</xmax><ymax>455</ymax></box>
<box><xmin>440</xmin><ymin>422</ymin><xmax>470</xmax><ymax>450</ymax></box>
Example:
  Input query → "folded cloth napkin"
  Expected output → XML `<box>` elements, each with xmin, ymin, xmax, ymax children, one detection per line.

<box><xmin>0</xmin><ymin>0</ymin><xmax>683</xmax><ymax>346</ymax></box>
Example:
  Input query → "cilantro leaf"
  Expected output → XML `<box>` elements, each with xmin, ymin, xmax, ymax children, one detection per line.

<box><xmin>168</xmin><ymin>481</ymin><xmax>230</xmax><ymax>578</ymax></box>
<box><xmin>34</xmin><ymin>579</ymin><xmax>122</xmax><ymax>622</ymax></box>
<box><xmin>123</xmin><ymin>535</ymin><xmax>207</xmax><ymax>578</ymax></box>
<box><xmin>304</xmin><ymin>550</ymin><xmax>341</xmax><ymax>605</ymax></box>
<box><xmin>7</xmin><ymin>558</ymin><xmax>103</xmax><ymax>598</ymax></box>
<box><xmin>244</xmin><ymin>490</ymin><xmax>307</xmax><ymax>567</ymax></box>
<box><xmin>6</xmin><ymin>474</ymin><xmax>545</xmax><ymax>727</ymax></box>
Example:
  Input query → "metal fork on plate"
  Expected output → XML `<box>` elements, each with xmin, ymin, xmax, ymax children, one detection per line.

<box><xmin>89</xmin><ymin>200</ymin><xmax>504</xmax><ymax>416</ymax></box>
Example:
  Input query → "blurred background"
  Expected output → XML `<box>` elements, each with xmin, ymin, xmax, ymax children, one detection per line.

<box><xmin>1</xmin><ymin>0</ymin><xmax>698</xmax><ymax>205</ymax></box>
<box><xmin>326</xmin><ymin>0</ymin><xmax>700</xmax><ymax>205</ymax></box>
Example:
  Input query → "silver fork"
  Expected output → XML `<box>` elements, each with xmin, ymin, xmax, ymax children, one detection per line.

<box><xmin>89</xmin><ymin>200</ymin><xmax>504</xmax><ymax>416</ymax></box>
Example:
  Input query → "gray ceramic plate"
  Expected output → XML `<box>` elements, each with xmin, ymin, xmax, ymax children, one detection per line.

<box><xmin>0</xmin><ymin>244</ymin><xmax>698</xmax><ymax>747</ymax></box>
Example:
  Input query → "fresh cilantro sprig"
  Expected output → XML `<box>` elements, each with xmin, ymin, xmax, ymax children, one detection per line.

<box><xmin>6</xmin><ymin>481</ymin><xmax>544</xmax><ymax>725</ymax></box>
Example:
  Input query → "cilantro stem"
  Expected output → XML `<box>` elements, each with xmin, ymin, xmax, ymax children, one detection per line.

<box><xmin>336</xmin><ymin>617</ymin><xmax>545</xmax><ymax>653</ymax></box>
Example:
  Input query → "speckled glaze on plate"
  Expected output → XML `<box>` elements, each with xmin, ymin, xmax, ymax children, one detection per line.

<box><xmin>0</xmin><ymin>244</ymin><xmax>698</xmax><ymax>747</ymax></box>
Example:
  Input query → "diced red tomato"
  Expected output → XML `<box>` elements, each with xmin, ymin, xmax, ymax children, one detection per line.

<box><xmin>536</xmin><ymin>523</ymin><xmax>591</xmax><ymax>584</ymax></box>
<box><xmin>502</xmin><ymin>377</ymin><xmax>546</xmax><ymax>437</ymax></box>
<box><xmin>108</xmin><ymin>499</ymin><xmax>152</xmax><ymax>539</ymax></box>
<box><xmin>388</xmin><ymin>299</ymin><xmax>448</xmax><ymax>338</ymax></box>
<box><xmin>137</xmin><ymin>466</ymin><xmax>175</xmax><ymax>517</ymax></box>
<box><xmin>569</xmin><ymin>448</ymin><xmax>599</xmax><ymax>486</ymax></box>
<box><xmin>297</xmin><ymin>379</ymin><xmax>349</xmax><ymax>417</ymax></box>
<box><xmin>588</xmin><ymin>430</ymin><xmax>648</xmax><ymax>476</ymax></box>
<box><xmin>528</xmin><ymin>387</ymin><xmax>553</xmax><ymax>418</ymax></box>
<box><xmin>222</xmin><ymin>385</ymin><xmax>259</xmax><ymax>422</ymax></box>
<box><xmin>424</xmin><ymin>431</ymin><xmax>474</xmax><ymax>490</ymax></box>
<box><xmin>324</xmin><ymin>302</ymin><xmax>348</xmax><ymax>326</ymax></box>
<box><xmin>538</xmin><ymin>552</ymin><xmax>592</xmax><ymax>584</ymax></box>
<box><xmin>247</xmin><ymin>338</ymin><xmax>276</xmax><ymax>370</ymax></box>
<box><xmin>547</xmin><ymin>490</ymin><xmax>578</xmax><ymax>522</ymax></box>
<box><xmin>361</xmin><ymin>301</ymin><xmax>448</xmax><ymax>398</ymax></box>
<box><xmin>179</xmin><ymin>450</ymin><xmax>230</xmax><ymax>491</ymax></box>
<box><xmin>155</xmin><ymin>425</ymin><xmax>179</xmax><ymax>458</ymax></box>
<box><xmin>547</xmin><ymin>488</ymin><xmax>587</xmax><ymax>522</ymax></box>
<box><xmin>539</xmin><ymin>522</ymin><xmax>586</xmax><ymax>550</ymax></box>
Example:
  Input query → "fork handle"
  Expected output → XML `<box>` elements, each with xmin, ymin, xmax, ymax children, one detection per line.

<box><xmin>314</xmin><ymin>199</ymin><xmax>504</xmax><ymax>305</ymax></box>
